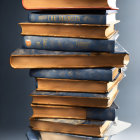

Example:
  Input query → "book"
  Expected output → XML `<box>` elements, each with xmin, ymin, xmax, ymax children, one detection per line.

<box><xmin>19</xmin><ymin>22</ymin><xmax>119</xmax><ymax>39</ymax></box>
<box><xmin>30</xmin><ymin>118</ymin><xmax>112</xmax><ymax>137</ymax></box>
<box><xmin>22</xmin><ymin>0</ymin><xmax>118</xmax><ymax>10</ymax></box>
<box><xmin>26</xmin><ymin>129</ymin><xmax>111</xmax><ymax>140</ymax></box>
<box><xmin>30</xmin><ymin>68</ymin><xmax>120</xmax><ymax>82</ymax></box>
<box><xmin>36</xmin><ymin>72</ymin><xmax>123</xmax><ymax>93</ymax></box>
<box><xmin>28</xmin><ymin>10</ymin><xmax>117</xmax><ymax>24</ymax></box>
<box><xmin>31</xmin><ymin>103</ymin><xmax>118</xmax><ymax>121</ymax></box>
<box><xmin>23</xmin><ymin>33</ymin><xmax>119</xmax><ymax>52</ymax></box>
<box><xmin>41</xmin><ymin>132</ymin><xmax>111</xmax><ymax>140</ymax></box>
<box><xmin>31</xmin><ymin>85</ymin><xmax>118</xmax><ymax>108</ymax></box>
<box><xmin>10</xmin><ymin>46</ymin><xmax>129</xmax><ymax>69</ymax></box>
<box><xmin>26</xmin><ymin>129</ymin><xmax>41</xmax><ymax>140</ymax></box>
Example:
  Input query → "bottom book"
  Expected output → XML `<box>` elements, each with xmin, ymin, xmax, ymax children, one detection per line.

<box><xmin>26</xmin><ymin>129</ymin><xmax>111</xmax><ymax>140</ymax></box>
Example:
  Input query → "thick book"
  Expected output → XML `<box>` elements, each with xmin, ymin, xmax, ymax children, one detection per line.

<box><xmin>10</xmin><ymin>46</ymin><xmax>129</xmax><ymax>69</ymax></box>
<box><xmin>36</xmin><ymin>72</ymin><xmax>123</xmax><ymax>93</ymax></box>
<box><xmin>31</xmin><ymin>85</ymin><xmax>118</xmax><ymax>108</ymax></box>
<box><xmin>19</xmin><ymin>22</ymin><xmax>119</xmax><ymax>39</ymax></box>
<box><xmin>23</xmin><ymin>33</ymin><xmax>119</xmax><ymax>52</ymax></box>
<box><xmin>30</xmin><ymin>118</ymin><xmax>112</xmax><ymax>137</ymax></box>
<box><xmin>31</xmin><ymin>103</ymin><xmax>118</xmax><ymax>121</ymax></box>
<box><xmin>28</xmin><ymin>10</ymin><xmax>117</xmax><ymax>24</ymax></box>
<box><xmin>30</xmin><ymin>68</ymin><xmax>120</xmax><ymax>82</ymax></box>
<box><xmin>22</xmin><ymin>0</ymin><xmax>118</xmax><ymax>10</ymax></box>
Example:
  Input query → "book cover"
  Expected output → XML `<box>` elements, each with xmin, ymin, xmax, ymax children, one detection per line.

<box><xmin>10</xmin><ymin>45</ymin><xmax>129</xmax><ymax>69</ymax></box>
<box><xmin>30</xmin><ymin>67</ymin><xmax>120</xmax><ymax>81</ymax></box>
<box><xmin>36</xmin><ymin>72</ymin><xmax>123</xmax><ymax>93</ymax></box>
<box><xmin>19</xmin><ymin>22</ymin><xmax>119</xmax><ymax>39</ymax></box>
<box><xmin>30</xmin><ymin>118</ymin><xmax>112</xmax><ymax>137</ymax></box>
<box><xmin>31</xmin><ymin>103</ymin><xmax>118</xmax><ymax>121</ymax></box>
<box><xmin>23</xmin><ymin>33</ymin><xmax>119</xmax><ymax>52</ymax></box>
<box><xmin>28</xmin><ymin>11</ymin><xmax>117</xmax><ymax>24</ymax></box>
<box><xmin>31</xmin><ymin>85</ymin><xmax>119</xmax><ymax>108</ymax></box>
<box><xmin>22</xmin><ymin>0</ymin><xmax>118</xmax><ymax>10</ymax></box>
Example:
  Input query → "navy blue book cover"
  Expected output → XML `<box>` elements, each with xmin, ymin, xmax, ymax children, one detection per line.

<box><xmin>30</xmin><ymin>68</ymin><xmax>119</xmax><ymax>81</ymax></box>
<box><xmin>13</xmin><ymin>43</ymin><xmax>128</xmax><ymax>56</ymax></box>
<box><xmin>22</xmin><ymin>33</ymin><xmax>119</xmax><ymax>52</ymax></box>
<box><xmin>28</xmin><ymin>10</ymin><xmax>117</xmax><ymax>24</ymax></box>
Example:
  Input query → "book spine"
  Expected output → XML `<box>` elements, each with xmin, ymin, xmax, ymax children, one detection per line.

<box><xmin>30</xmin><ymin>69</ymin><xmax>113</xmax><ymax>81</ymax></box>
<box><xmin>87</xmin><ymin>108</ymin><xmax>116</xmax><ymax>121</ymax></box>
<box><xmin>29</xmin><ymin>13</ymin><xmax>107</xmax><ymax>24</ymax></box>
<box><xmin>23</xmin><ymin>36</ymin><xmax>115</xmax><ymax>52</ymax></box>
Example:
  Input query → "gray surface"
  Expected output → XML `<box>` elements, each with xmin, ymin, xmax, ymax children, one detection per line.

<box><xmin>0</xmin><ymin>0</ymin><xmax>139</xmax><ymax>140</ymax></box>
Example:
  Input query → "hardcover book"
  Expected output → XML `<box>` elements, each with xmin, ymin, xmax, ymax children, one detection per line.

<box><xmin>36</xmin><ymin>73</ymin><xmax>123</xmax><ymax>93</ymax></box>
<box><xmin>26</xmin><ymin>129</ymin><xmax>111</xmax><ymax>140</ymax></box>
<box><xmin>30</xmin><ymin>67</ymin><xmax>120</xmax><ymax>81</ymax></box>
<box><xmin>23</xmin><ymin>33</ymin><xmax>119</xmax><ymax>52</ymax></box>
<box><xmin>31</xmin><ymin>103</ymin><xmax>118</xmax><ymax>121</ymax></box>
<box><xmin>28</xmin><ymin>10</ymin><xmax>117</xmax><ymax>24</ymax></box>
<box><xmin>41</xmin><ymin>132</ymin><xmax>111</xmax><ymax>140</ymax></box>
<box><xmin>22</xmin><ymin>0</ymin><xmax>118</xmax><ymax>10</ymax></box>
<box><xmin>19</xmin><ymin>22</ymin><xmax>119</xmax><ymax>39</ymax></box>
<box><xmin>10</xmin><ymin>45</ymin><xmax>129</xmax><ymax>69</ymax></box>
<box><xmin>30</xmin><ymin>118</ymin><xmax>112</xmax><ymax>137</ymax></box>
<box><xmin>31</xmin><ymin>85</ymin><xmax>118</xmax><ymax>108</ymax></box>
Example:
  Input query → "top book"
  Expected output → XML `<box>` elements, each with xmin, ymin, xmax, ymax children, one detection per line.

<box><xmin>22</xmin><ymin>0</ymin><xmax>118</xmax><ymax>10</ymax></box>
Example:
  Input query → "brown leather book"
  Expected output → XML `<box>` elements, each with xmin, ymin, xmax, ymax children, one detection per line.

<box><xmin>30</xmin><ymin>118</ymin><xmax>112</xmax><ymax>137</ymax></box>
<box><xmin>19</xmin><ymin>22</ymin><xmax>119</xmax><ymax>39</ymax></box>
<box><xmin>31</xmin><ymin>103</ymin><xmax>117</xmax><ymax>120</ymax></box>
<box><xmin>22</xmin><ymin>0</ymin><xmax>118</xmax><ymax>10</ymax></box>
<box><xmin>10</xmin><ymin>49</ymin><xmax>129</xmax><ymax>69</ymax></box>
<box><xmin>36</xmin><ymin>73</ymin><xmax>123</xmax><ymax>93</ymax></box>
<box><xmin>31</xmin><ymin>85</ymin><xmax>118</xmax><ymax>108</ymax></box>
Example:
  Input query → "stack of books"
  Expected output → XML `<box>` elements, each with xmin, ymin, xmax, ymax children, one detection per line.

<box><xmin>10</xmin><ymin>0</ymin><xmax>131</xmax><ymax>140</ymax></box>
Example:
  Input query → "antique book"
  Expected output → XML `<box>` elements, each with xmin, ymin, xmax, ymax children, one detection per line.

<box><xmin>30</xmin><ymin>118</ymin><xmax>112</xmax><ymax>137</ymax></box>
<box><xmin>28</xmin><ymin>10</ymin><xmax>117</xmax><ymax>24</ymax></box>
<box><xmin>41</xmin><ymin>131</ymin><xmax>111</xmax><ymax>140</ymax></box>
<box><xmin>26</xmin><ymin>129</ymin><xmax>111</xmax><ymax>140</ymax></box>
<box><xmin>36</xmin><ymin>73</ymin><xmax>123</xmax><ymax>93</ymax></box>
<box><xmin>31</xmin><ymin>103</ymin><xmax>118</xmax><ymax>121</ymax></box>
<box><xmin>23</xmin><ymin>33</ymin><xmax>119</xmax><ymax>52</ymax></box>
<box><xmin>22</xmin><ymin>0</ymin><xmax>118</xmax><ymax>10</ymax></box>
<box><xmin>31</xmin><ymin>85</ymin><xmax>118</xmax><ymax>108</ymax></box>
<box><xmin>10</xmin><ymin>45</ymin><xmax>129</xmax><ymax>69</ymax></box>
<box><xmin>30</xmin><ymin>68</ymin><xmax>120</xmax><ymax>81</ymax></box>
<box><xmin>19</xmin><ymin>22</ymin><xmax>119</xmax><ymax>39</ymax></box>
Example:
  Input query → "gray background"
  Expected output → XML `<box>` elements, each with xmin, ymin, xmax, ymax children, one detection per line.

<box><xmin>0</xmin><ymin>0</ymin><xmax>139</xmax><ymax>139</ymax></box>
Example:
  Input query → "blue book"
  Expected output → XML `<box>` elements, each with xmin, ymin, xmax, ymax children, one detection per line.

<box><xmin>31</xmin><ymin>85</ymin><xmax>119</xmax><ymax>108</ymax></box>
<box><xmin>22</xmin><ymin>33</ymin><xmax>118</xmax><ymax>52</ymax></box>
<box><xmin>31</xmin><ymin>103</ymin><xmax>118</xmax><ymax>121</ymax></box>
<box><xmin>30</xmin><ymin>68</ymin><xmax>120</xmax><ymax>81</ymax></box>
<box><xmin>28</xmin><ymin>10</ymin><xmax>117</xmax><ymax>24</ymax></box>
<box><xmin>10</xmin><ymin>44</ymin><xmax>129</xmax><ymax>69</ymax></box>
<box><xmin>26</xmin><ymin>129</ymin><xmax>111</xmax><ymax>140</ymax></box>
<box><xmin>26</xmin><ymin>129</ymin><xmax>40</xmax><ymax>140</ymax></box>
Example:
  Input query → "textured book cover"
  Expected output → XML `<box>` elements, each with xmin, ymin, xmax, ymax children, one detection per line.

<box><xmin>30</xmin><ymin>67</ymin><xmax>120</xmax><ymax>81</ymax></box>
<box><xmin>31</xmin><ymin>103</ymin><xmax>118</xmax><ymax>121</ymax></box>
<box><xmin>23</xmin><ymin>33</ymin><xmax>119</xmax><ymax>52</ymax></box>
<box><xmin>31</xmin><ymin>85</ymin><xmax>119</xmax><ymax>108</ymax></box>
<box><xmin>28</xmin><ymin>10</ymin><xmax>117</xmax><ymax>24</ymax></box>
<box><xmin>10</xmin><ymin>44</ymin><xmax>129</xmax><ymax>69</ymax></box>
<box><xmin>22</xmin><ymin>0</ymin><xmax>118</xmax><ymax>10</ymax></box>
